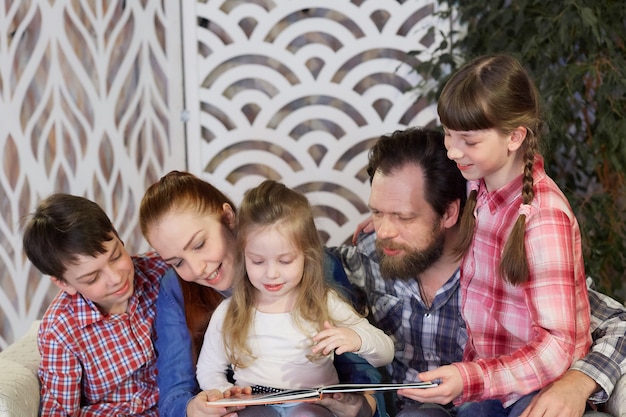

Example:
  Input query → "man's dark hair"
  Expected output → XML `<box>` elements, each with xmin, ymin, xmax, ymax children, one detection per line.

<box><xmin>22</xmin><ymin>194</ymin><xmax>118</xmax><ymax>280</ymax></box>
<box><xmin>367</xmin><ymin>127</ymin><xmax>467</xmax><ymax>218</ymax></box>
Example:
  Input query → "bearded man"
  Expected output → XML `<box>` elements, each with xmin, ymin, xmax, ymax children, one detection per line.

<box><xmin>326</xmin><ymin>127</ymin><xmax>626</xmax><ymax>417</ymax></box>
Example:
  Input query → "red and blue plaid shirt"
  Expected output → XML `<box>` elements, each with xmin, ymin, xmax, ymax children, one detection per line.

<box><xmin>37</xmin><ymin>253</ymin><xmax>168</xmax><ymax>416</ymax></box>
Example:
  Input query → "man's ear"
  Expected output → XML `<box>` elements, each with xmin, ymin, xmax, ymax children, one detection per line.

<box><xmin>222</xmin><ymin>203</ymin><xmax>236</xmax><ymax>230</ymax></box>
<box><xmin>50</xmin><ymin>276</ymin><xmax>78</xmax><ymax>295</ymax></box>
<box><xmin>507</xmin><ymin>126</ymin><xmax>527</xmax><ymax>152</ymax></box>
<box><xmin>443</xmin><ymin>199</ymin><xmax>461</xmax><ymax>229</ymax></box>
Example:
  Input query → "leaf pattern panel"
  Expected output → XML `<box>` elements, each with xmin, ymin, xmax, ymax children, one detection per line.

<box><xmin>0</xmin><ymin>0</ymin><xmax>185</xmax><ymax>349</ymax></box>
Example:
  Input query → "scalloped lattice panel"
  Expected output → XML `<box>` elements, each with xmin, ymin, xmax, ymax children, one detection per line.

<box><xmin>0</xmin><ymin>0</ymin><xmax>450</xmax><ymax>351</ymax></box>
<box><xmin>0</xmin><ymin>1</ymin><xmax>185</xmax><ymax>349</ymax></box>
<box><xmin>183</xmin><ymin>0</ymin><xmax>446</xmax><ymax>246</ymax></box>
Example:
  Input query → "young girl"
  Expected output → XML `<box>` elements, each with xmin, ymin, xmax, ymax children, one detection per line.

<box><xmin>399</xmin><ymin>54</ymin><xmax>592</xmax><ymax>416</ymax></box>
<box><xmin>140</xmin><ymin>171</ymin><xmax>387</xmax><ymax>417</ymax></box>
<box><xmin>196</xmin><ymin>179</ymin><xmax>394</xmax><ymax>417</ymax></box>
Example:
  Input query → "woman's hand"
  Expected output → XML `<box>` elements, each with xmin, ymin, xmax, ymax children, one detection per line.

<box><xmin>223</xmin><ymin>385</ymin><xmax>252</xmax><ymax>398</ymax></box>
<box><xmin>187</xmin><ymin>389</ymin><xmax>247</xmax><ymax>417</ymax></box>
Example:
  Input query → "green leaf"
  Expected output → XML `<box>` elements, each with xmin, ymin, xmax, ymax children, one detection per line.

<box><xmin>410</xmin><ymin>0</ymin><xmax>626</xmax><ymax>300</ymax></box>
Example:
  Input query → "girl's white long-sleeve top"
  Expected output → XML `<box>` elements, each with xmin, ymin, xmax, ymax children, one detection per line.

<box><xmin>196</xmin><ymin>290</ymin><xmax>394</xmax><ymax>392</ymax></box>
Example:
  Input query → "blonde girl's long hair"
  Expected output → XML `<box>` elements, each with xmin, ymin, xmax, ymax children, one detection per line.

<box><xmin>222</xmin><ymin>180</ymin><xmax>334</xmax><ymax>368</ymax></box>
<box><xmin>438</xmin><ymin>54</ymin><xmax>542</xmax><ymax>285</ymax></box>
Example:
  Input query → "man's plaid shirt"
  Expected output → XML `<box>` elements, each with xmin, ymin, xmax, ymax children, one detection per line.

<box><xmin>328</xmin><ymin>232</ymin><xmax>467</xmax><ymax>387</ymax></box>
<box><xmin>329</xmin><ymin>233</ymin><xmax>626</xmax><ymax>406</ymax></box>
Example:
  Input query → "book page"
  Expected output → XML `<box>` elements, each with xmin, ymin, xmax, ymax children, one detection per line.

<box><xmin>205</xmin><ymin>389</ymin><xmax>321</xmax><ymax>407</ymax></box>
<box><xmin>205</xmin><ymin>382</ymin><xmax>438</xmax><ymax>407</ymax></box>
<box><xmin>320</xmin><ymin>382</ymin><xmax>438</xmax><ymax>393</ymax></box>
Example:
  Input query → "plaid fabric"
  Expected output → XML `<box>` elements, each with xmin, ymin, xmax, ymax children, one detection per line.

<box><xmin>456</xmin><ymin>158</ymin><xmax>591</xmax><ymax>407</ymax></box>
<box><xmin>37</xmin><ymin>253</ymin><xmax>168</xmax><ymax>416</ymax></box>
<box><xmin>573</xmin><ymin>279</ymin><xmax>626</xmax><ymax>404</ymax></box>
<box><xmin>329</xmin><ymin>202</ymin><xmax>626</xmax><ymax>407</ymax></box>
<box><xmin>329</xmin><ymin>234</ymin><xmax>467</xmax><ymax>386</ymax></box>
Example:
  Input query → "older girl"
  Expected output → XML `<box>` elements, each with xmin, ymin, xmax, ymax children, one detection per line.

<box><xmin>400</xmin><ymin>54</ymin><xmax>591</xmax><ymax>417</ymax></box>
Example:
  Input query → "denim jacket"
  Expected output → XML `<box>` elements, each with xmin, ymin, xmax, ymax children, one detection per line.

<box><xmin>155</xmin><ymin>251</ymin><xmax>386</xmax><ymax>417</ymax></box>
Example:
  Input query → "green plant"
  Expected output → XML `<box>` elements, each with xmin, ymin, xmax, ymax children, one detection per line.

<box><xmin>412</xmin><ymin>0</ymin><xmax>626</xmax><ymax>301</ymax></box>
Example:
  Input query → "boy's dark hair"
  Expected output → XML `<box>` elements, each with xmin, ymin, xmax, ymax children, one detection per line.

<box><xmin>23</xmin><ymin>194</ymin><xmax>118</xmax><ymax>281</ymax></box>
<box><xmin>367</xmin><ymin>127</ymin><xmax>467</xmax><ymax>219</ymax></box>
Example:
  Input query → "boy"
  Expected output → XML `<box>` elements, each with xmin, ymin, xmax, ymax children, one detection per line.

<box><xmin>22</xmin><ymin>194</ymin><xmax>169</xmax><ymax>416</ymax></box>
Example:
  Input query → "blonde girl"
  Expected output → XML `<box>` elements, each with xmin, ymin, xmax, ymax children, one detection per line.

<box><xmin>196</xmin><ymin>180</ymin><xmax>394</xmax><ymax>417</ymax></box>
<box><xmin>398</xmin><ymin>54</ymin><xmax>591</xmax><ymax>417</ymax></box>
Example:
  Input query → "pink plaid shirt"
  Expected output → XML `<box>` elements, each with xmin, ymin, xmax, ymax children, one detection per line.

<box><xmin>37</xmin><ymin>253</ymin><xmax>168</xmax><ymax>416</ymax></box>
<box><xmin>454</xmin><ymin>157</ymin><xmax>591</xmax><ymax>407</ymax></box>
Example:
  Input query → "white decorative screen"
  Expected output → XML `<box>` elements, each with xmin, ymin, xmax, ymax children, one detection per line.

<box><xmin>0</xmin><ymin>1</ymin><xmax>185</xmax><ymax>348</ymax></box>
<box><xmin>0</xmin><ymin>0</ymin><xmax>450</xmax><ymax>350</ymax></box>
<box><xmin>183</xmin><ymin>0</ymin><xmax>444</xmax><ymax>245</ymax></box>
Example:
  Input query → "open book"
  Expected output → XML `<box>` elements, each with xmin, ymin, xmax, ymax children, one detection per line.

<box><xmin>205</xmin><ymin>382</ymin><xmax>438</xmax><ymax>407</ymax></box>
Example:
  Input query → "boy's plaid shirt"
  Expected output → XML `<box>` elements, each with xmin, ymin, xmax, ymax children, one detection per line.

<box><xmin>37</xmin><ymin>253</ymin><xmax>168</xmax><ymax>416</ymax></box>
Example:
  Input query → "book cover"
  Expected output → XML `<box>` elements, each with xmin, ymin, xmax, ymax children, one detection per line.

<box><xmin>205</xmin><ymin>382</ymin><xmax>438</xmax><ymax>407</ymax></box>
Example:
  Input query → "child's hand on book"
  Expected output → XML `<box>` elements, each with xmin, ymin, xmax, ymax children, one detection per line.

<box><xmin>397</xmin><ymin>365</ymin><xmax>462</xmax><ymax>405</ymax></box>
<box><xmin>312</xmin><ymin>321</ymin><xmax>362</xmax><ymax>355</ymax></box>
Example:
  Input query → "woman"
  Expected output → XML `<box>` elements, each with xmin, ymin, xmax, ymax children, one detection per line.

<box><xmin>139</xmin><ymin>171</ymin><xmax>383</xmax><ymax>417</ymax></box>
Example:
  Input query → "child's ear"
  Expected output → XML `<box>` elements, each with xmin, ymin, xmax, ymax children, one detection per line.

<box><xmin>50</xmin><ymin>276</ymin><xmax>78</xmax><ymax>295</ymax></box>
<box><xmin>507</xmin><ymin>126</ymin><xmax>527</xmax><ymax>152</ymax></box>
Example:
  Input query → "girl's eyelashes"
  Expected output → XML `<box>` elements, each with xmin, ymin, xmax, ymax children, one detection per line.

<box><xmin>246</xmin><ymin>257</ymin><xmax>295</xmax><ymax>265</ymax></box>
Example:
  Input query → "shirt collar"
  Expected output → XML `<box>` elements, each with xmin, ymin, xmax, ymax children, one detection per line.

<box><xmin>476</xmin><ymin>155</ymin><xmax>545</xmax><ymax>214</ymax></box>
<box><xmin>428</xmin><ymin>267</ymin><xmax>460</xmax><ymax>311</ymax></box>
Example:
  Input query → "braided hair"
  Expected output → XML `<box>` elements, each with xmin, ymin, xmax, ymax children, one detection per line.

<box><xmin>438</xmin><ymin>54</ymin><xmax>542</xmax><ymax>285</ymax></box>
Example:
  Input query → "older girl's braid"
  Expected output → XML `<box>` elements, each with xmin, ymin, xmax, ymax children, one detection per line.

<box><xmin>500</xmin><ymin>133</ymin><xmax>538</xmax><ymax>284</ymax></box>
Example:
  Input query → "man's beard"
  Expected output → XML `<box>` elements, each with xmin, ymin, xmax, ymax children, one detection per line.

<box><xmin>376</xmin><ymin>226</ymin><xmax>445</xmax><ymax>279</ymax></box>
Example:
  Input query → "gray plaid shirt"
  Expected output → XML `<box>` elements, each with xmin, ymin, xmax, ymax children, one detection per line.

<box><xmin>328</xmin><ymin>232</ymin><xmax>467</xmax><ymax>386</ymax></box>
<box><xmin>329</xmin><ymin>232</ymin><xmax>626</xmax><ymax>405</ymax></box>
